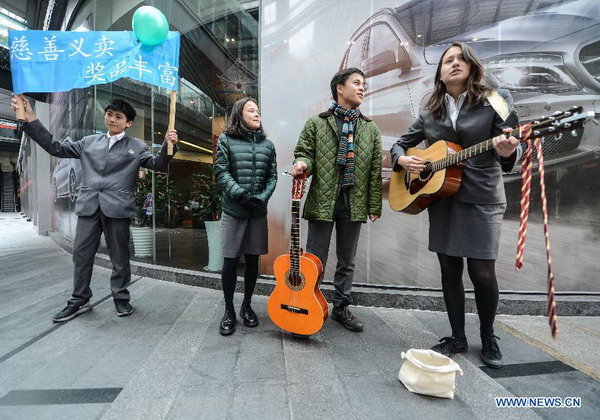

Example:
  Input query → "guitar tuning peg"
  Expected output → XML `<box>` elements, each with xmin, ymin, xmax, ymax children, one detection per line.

<box><xmin>533</xmin><ymin>130</ymin><xmax>541</xmax><ymax>136</ymax></box>
<box><xmin>548</xmin><ymin>116</ymin><xmax>555</xmax><ymax>121</ymax></box>
<box><xmin>548</xmin><ymin>126</ymin><xmax>556</xmax><ymax>132</ymax></box>
<box><xmin>564</xmin><ymin>112</ymin><xmax>572</xmax><ymax>117</ymax></box>
<box><xmin>553</xmin><ymin>110</ymin><xmax>562</xmax><ymax>116</ymax></box>
<box><xmin>563</xmin><ymin>123</ymin><xmax>571</xmax><ymax>128</ymax></box>
<box><xmin>571</xmin><ymin>130</ymin><xmax>578</xmax><ymax>137</ymax></box>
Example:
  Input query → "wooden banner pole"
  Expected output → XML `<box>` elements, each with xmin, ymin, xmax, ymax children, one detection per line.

<box><xmin>167</xmin><ymin>90</ymin><xmax>176</xmax><ymax>155</ymax></box>
<box><xmin>15</xmin><ymin>95</ymin><xmax>26</xmax><ymax>122</ymax></box>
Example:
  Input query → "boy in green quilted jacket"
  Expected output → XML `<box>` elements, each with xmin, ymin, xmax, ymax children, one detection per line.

<box><xmin>291</xmin><ymin>68</ymin><xmax>382</xmax><ymax>332</ymax></box>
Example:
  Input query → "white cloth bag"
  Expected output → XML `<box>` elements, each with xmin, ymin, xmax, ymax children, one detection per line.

<box><xmin>398</xmin><ymin>349</ymin><xmax>464</xmax><ymax>399</ymax></box>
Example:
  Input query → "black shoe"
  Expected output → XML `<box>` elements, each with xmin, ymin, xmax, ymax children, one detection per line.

<box><xmin>220</xmin><ymin>309</ymin><xmax>237</xmax><ymax>335</ymax></box>
<box><xmin>331</xmin><ymin>306</ymin><xmax>363</xmax><ymax>332</ymax></box>
<box><xmin>431</xmin><ymin>336</ymin><xmax>468</xmax><ymax>357</ymax></box>
<box><xmin>481</xmin><ymin>334</ymin><xmax>503</xmax><ymax>369</ymax></box>
<box><xmin>114</xmin><ymin>299</ymin><xmax>134</xmax><ymax>317</ymax></box>
<box><xmin>240</xmin><ymin>304</ymin><xmax>259</xmax><ymax>327</ymax></box>
<box><xmin>52</xmin><ymin>301</ymin><xmax>92</xmax><ymax>322</ymax></box>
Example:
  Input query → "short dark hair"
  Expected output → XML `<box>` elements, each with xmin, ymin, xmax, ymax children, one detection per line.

<box><xmin>104</xmin><ymin>99</ymin><xmax>136</xmax><ymax>122</ymax></box>
<box><xmin>330</xmin><ymin>68</ymin><xmax>365</xmax><ymax>101</ymax></box>
<box><xmin>223</xmin><ymin>97</ymin><xmax>267</xmax><ymax>140</ymax></box>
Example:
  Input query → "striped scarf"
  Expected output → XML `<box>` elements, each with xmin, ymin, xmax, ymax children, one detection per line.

<box><xmin>330</xmin><ymin>102</ymin><xmax>358</xmax><ymax>188</ymax></box>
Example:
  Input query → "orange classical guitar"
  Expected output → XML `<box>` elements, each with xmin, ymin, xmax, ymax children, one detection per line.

<box><xmin>268</xmin><ymin>173</ymin><xmax>328</xmax><ymax>336</ymax></box>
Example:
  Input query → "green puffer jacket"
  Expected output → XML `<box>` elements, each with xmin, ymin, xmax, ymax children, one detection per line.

<box><xmin>215</xmin><ymin>132</ymin><xmax>277</xmax><ymax>219</ymax></box>
<box><xmin>294</xmin><ymin>110</ymin><xmax>382</xmax><ymax>222</ymax></box>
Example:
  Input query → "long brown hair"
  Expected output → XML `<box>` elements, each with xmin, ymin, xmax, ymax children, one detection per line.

<box><xmin>425</xmin><ymin>42</ymin><xmax>490</xmax><ymax>120</ymax></box>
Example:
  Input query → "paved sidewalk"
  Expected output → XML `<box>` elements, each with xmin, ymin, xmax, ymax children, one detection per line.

<box><xmin>0</xmin><ymin>213</ymin><xmax>598</xmax><ymax>419</ymax></box>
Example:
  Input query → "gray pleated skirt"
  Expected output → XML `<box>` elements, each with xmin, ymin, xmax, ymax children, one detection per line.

<box><xmin>428</xmin><ymin>197</ymin><xmax>506</xmax><ymax>260</ymax></box>
<box><xmin>220</xmin><ymin>212</ymin><xmax>269</xmax><ymax>258</ymax></box>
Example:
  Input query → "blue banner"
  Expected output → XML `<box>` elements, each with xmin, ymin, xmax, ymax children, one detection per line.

<box><xmin>9</xmin><ymin>30</ymin><xmax>180</xmax><ymax>94</ymax></box>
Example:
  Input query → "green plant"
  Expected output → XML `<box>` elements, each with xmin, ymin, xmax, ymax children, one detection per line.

<box><xmin>190</xmin><ymin>166</ymin><xmax>222</xmax><ymax>222</ymax></box>
<box><xmin>135</xmin><ymin>171</ymin><xmax>184</xmax><ymax>227</ymax></box>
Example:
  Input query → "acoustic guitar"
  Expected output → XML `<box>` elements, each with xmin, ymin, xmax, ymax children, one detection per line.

<box><xmin>268</xmin><ymin>173</ymin><xmax>328</xmax><ymax>336</ymax></box>
<box><xmin>389</xmin><ymin>106</ymin><xmax>592</xmax><ymax>214</ymax></box>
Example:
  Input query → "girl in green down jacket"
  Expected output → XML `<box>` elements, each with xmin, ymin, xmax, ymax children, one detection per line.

<box><xmin>214</xmin><ymin>97</ymin><xmax>277</xmax><ymax>336</ymax></box>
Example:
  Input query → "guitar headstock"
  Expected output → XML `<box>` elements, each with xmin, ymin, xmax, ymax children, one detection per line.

<box><xmin>527</xmin><ymin>106</ymin><xmax>594</xmax><ymax>138</ymax></box>
<box><xmin>291</xmin><ymin>172</ymin><xmax>307</xmax><ymax>200</ymax></box>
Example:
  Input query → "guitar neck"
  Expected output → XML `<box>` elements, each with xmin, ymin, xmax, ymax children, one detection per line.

<box><xmin>290</xmin><ymin>200</ymin><xmax>301</xmax><ymax>274</ymax></box>
<box><xmin>431</xmin><ymin>127</ymin><xmax>520</xmax><ymax>172</ymax></box>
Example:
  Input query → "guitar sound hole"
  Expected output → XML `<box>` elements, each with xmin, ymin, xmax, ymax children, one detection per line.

<box><xmin>290</xmin><ymin>272</ymin><xmax>302</xmax><ymax>287</ymax></box>
<box><xmin>419</xmin><ymin>163</ymin><xmax>433</xmax><ymax>181</ymax></box>
<box><xmin>284</xmin><ymin>270</ymin><xmax>306</xmax><ymax>291</ymax></box>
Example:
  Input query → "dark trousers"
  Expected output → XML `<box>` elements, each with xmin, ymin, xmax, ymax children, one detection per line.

<box><xmin>69</xmin><ymin>207</ymin><xmax>132</xmax><ymax>305</ymax></box>
<box><xmin>306</xmin><ymin>194</ymin><xmax>362</xmax><ymax>309</ymax></box>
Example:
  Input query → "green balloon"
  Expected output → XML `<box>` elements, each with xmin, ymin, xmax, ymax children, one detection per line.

<box><xmin>132</xmin><ymin>6</ymin><xmax>169</xmax><ymax>46</ymax></box>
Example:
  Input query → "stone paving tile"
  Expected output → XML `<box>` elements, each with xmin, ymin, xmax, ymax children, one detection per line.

<box><xmin>0</xmin><ymin>214</ymin><xmax>598</xmax><ymax>420</ymax></box>
<box><xmin>497</xmin><ymin>371</ymin><xmax>600</xmax><ymax>419</ymax></box>
<box><xmin>0</xmin><ymin>403</ymin><xmax>110</xmax><ymax>419</ymax></box>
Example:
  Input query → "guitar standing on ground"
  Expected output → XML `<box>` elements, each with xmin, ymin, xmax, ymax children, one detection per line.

<box><xmin>268</xmin><ymin>173</ymin><xmax>328</xmax><ymax>336</ymax></box>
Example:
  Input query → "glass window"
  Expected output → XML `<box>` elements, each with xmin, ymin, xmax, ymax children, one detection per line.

<box><xmin>344</xmin><ymin>30</ymin><xmax>368</xmax><ymax>68</ymax></box>
<box><xmin>48</xmin><ymin>0</ymin><xmax>258</xmax><ymax>274</ymax></box>
<box><xmin>364</xmin><ymin>23</ymin><xmax>411</xmax><ymax>77</ymax></box>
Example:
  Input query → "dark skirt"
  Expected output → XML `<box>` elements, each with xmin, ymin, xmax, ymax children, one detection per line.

<box><xmin>220</xmin><ymin>212</ymin><xmax>268</xmax><ymax>258</ymax></box>
<box><xmin>428</xmin><ymin>197</ymin><xmax>506</xmax><ymax>260</ymax></box>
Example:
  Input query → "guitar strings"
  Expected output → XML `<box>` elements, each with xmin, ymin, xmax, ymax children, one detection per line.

<box><xmin>423</xmin><ymin>109</ymin><xmax>578</xmax><ymax>173</ymax></box>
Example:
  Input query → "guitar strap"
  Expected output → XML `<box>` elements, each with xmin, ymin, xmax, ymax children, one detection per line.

<box><xmin>485</xmin><ymin>90</ymin><xmax>511</xmax><ymax>122</ymax></box>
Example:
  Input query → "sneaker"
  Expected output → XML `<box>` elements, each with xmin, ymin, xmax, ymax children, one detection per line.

<box><xmin>481</xmin><ymin>334</ymin><xmax>503</xmax><ymax>369</ymax></box>
<box><xmin>52</xmin><ymin>301</ymin><xmax>92</xmax><ymax>322</ymax></box>
<box><xmin>240</xmin><ymin>304</ymin><xmax>259</xmax><ymax>327</ymax></box>
<box><xmin>114</xmin><ymin>299</ymin><xmax>134</xmax><ymax>317</ymax></box>
<box><xmin>220</xmin><ymin>309</ymin><xmax>237</xmax><ymax>336</ymax></box>
<box><xmin>431</xmin><ymin>336</ymin><xmax>468</xmax><ymax>357</ymax></box>
<box><xmin>331</xmin><ymin>306</ymin><xmax>363</xmax><ymax>332</ymax></box>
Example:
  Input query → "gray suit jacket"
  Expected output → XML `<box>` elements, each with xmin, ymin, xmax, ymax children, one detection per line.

<box><xmin>390</xmin><ymin>89</ymin><xmax>519</xmax><ymax>204</ymax></box>
<box><xmin>23</xmin><ymin>119</ymin><xmax>177</xmax><ymax>218</ymax></box>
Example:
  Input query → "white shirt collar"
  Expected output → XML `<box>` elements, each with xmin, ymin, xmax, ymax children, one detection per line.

<box><xmin>107</xmin><ymin>131</ymin><xmax>126</xmax><ymax>140</ymax></box>
<box><xmin>444</xmin><ymin>91</ymin><xmax>467</xmax><ymax>106</ymax></box>
<box><xmin>107</xmin><ymin>131</ymin><xmax>126</xmax><ymax>150</ymax></box>
<box><xmin>445</xmin><ymin>91</ymin><xmax>468</xmax><ymax>129</ymax></box>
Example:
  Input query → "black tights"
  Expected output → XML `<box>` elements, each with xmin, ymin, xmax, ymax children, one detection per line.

<box><xmin>221</xmin><ymin>254</ymin><xmax>259</xmax><ymax>311</ymax></box>
<box><xmin>437</xmin><ymin>253</ymin><xmax>499</xmax><ymax>337</ymax></box>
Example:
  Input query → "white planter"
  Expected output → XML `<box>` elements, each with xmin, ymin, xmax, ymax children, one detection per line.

<box><xmin>131</xmin><ymin>226</ymin><xmax>153</xmax><ymax>257</ymax></box>
<box><xmin>204</xmin><ymin>220</ymin><xmax>223</xmax><ymax>272</ymax></box>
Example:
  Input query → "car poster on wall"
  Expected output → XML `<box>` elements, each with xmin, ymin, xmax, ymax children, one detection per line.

<box><xmin>261</xmin><ymin>0</ymin><xmax>600</xmax><ymax>292</ymax></box>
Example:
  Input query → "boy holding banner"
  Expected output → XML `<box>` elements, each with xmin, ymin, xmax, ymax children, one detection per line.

<box><xmin>11</xmin><ymin>96</ymin><xmax>178</xmax><ymax>322</ymax></box>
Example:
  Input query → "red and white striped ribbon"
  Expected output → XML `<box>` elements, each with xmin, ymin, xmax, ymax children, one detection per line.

<box><xmin>516</xmin><ymin>125</ymin><xmax>558</xmax><ymax>339</ymax></box>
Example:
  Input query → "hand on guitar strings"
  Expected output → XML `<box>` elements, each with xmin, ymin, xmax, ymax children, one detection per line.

<box><xmin>397</xmin><ymin>155</ymin><xmax>425</xmax><ymax>174</ymax></box>
<box><xmin>492</xmin><ymin>128</ymin><xmax>520</xmax><ymax>158</ymax></box>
